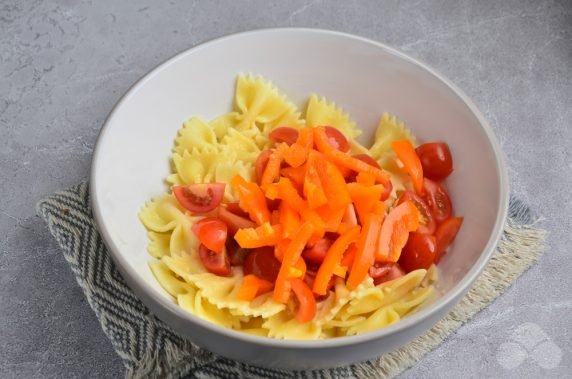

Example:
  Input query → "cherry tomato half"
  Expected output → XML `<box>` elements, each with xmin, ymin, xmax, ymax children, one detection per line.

<box><xmin>422</xmin><ymin>178</ymin><xmax>453</xmax><ymax>223</ymax></box>
<box><xmin>243</xmin><ymin>247</ymin><xmax>281</xmax><ymax>282</ymax></box>
<box><xmin>217</xmin><ymin>206</ymin><xmax>256</xmax><ymax>235</ymax></box>
<box><xmin>434</xmin><ymin>217</ymin><xmax>464</xmax><ymax>263</ymax></box>
<box><xmin>416</xmin><ymin>142</ymin><xmax>453</xmax><ymax>181</ymax></box>
<box><xmin>198</xmin><ymin>243</ymin><xmax>231</xmax><ymax>276</ymax></box>
<box><xmin>302</xmin><ymin>237</ymin><xmax>333</xmax><ymax>265</ymax></box>
<box><xmin>303</xmin><ymin>270</ymin><xmax>336</xmax><ymax>295</ymax></box>
<box><xmin>397</xmin><ymin>190</ymin><xmax>436</xmax><ymax>234</ymax></box>
<box><xmin>324</xmin><ymin>126</ymin><xmax>350</xmax><ymax>152</ymax></box>
<box><xmin>255</xmin><ymin>149</ymin><xmax>272</xmax><ymax>184</ymax></box>
<box><xmin>368</xmin><ymin>262</ymin><xmax>392</xmax><ymax>280</ymax></box>
<box><xmin>191</xmin><ymin>217</ymin><xmax>227</xmax><ymax>253</ymax></box>
<box><xmin>399</xmin><ymin>233</ymin><xmax>436</xmax><ymax>272</ymax></box>
<box><xmin>269</xmin><ymin>127</ymin><xmax>299</xmax><ymax>146</ymax></box>
<box><xmin>172</xmin><ymin>183</ymin><xmax>225</xmax><ymax>214</ymax></box>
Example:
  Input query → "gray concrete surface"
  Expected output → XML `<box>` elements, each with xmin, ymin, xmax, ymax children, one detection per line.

<box><xmin>1</xmin><ymin>0</ymin><xmax>571</xmax><ymax>378</ymax></box>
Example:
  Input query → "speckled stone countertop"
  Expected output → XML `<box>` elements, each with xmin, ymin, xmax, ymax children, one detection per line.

<box><xmin>1</xmin><ymin>1</ymin><xmax>571</xmax><ymax>378</ymax></box>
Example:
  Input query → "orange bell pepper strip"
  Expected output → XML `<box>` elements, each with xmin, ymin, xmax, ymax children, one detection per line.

<box><xmin>313</xmin><ymin>126</ymin><xmax>391</xmax><ymax>186</ymax></box>
<box><xmin>316</xmin><ymin>204</ymin><xmax>346</xmax><ymax>232</ymax></box>
<box><xmin>342</xmin><ymin>203</ymin><xmax>358</xmax><ymax>227</ymax></box>
<box><xmin>231</xmin><ymin>175</ymin><xmax>270</xmax><ymax>225</ymax></box>
<box><xmin>273</xmin><ymin>222</ymin><xmax>314</xmax><ymax>303</ymax></box>
<box><xmin>277</xmin><ymin>178</ymin><xmax>325</xmax><ymax>234</ymax></box>
<box><xmin>279</xmin><ymin>202</ymin><xmax>301</xmax><ymax>239</ymax></box>
<box><xmin>318</xmin><ymin>159</ymin><xmax>351</xmax><ymax>211</ymax></box>
<box><xmin>284</xmin><ymin>128</ymin><xmax>314</xmax><ymax>168</ymax></box>
<box><xmin>274</xmin><ymin>238</ymin><xmax>291</xmax><ymax>261</ymax></box>
<box><xmin>347</xmin><ymin>182</ymin><xmax>386</xmax><ymax>225</ymax></box>
<box><xmin>356</xmin><ymin>172</ymin><xmax>376</xmax><ymax>186</ymax></box>
<box><xmin>347</xmin><ymin>206</ymin><xmax>384</xmax><ymax>289</ymax></box>
<box><xmin>260</xmin><ymin>144</ymin><xmax>287</xmax><ymax>190</ymax></box>
<box><xmin>234</xmin><ymin>222</ymin><xmax>282</xmax><ymax>248</ymax></box>
<box><xmin>289</xmin><ymin>257</ymin><xmax>307</xmax><ymax>279</ymax></box>
<box><xmin>237</xmin><ymin>274</ymin><xmax>274</xmax><ymax>301</ymax></box>
<box><xmin>290</xmin><ymin>278</ymin><xmax>316</xmax><ymax>323</ymax></box>
<box><xmin>341</xmin><ymin>243</ymin><xmax>357</xmax><ymax>268</ymax></box>
<box><xmin>280</xmin><ymin>164</ymin><xmax>306</xmax><ymax>191</ymax></box>
<box><xmin>313</xmin><ymin>226</ymin><xmax>360</xmax><ymax>295</ymax></box>
<box><xmin>392</xmin><ymin>140</ymin><xmax>423</xmax><ymax>194</ymax></box>
<box><xmin>376</xmin><ymin>200</ymin><xmax>421</xmax><ymax>262</ymax></box>
<box><xmin>304</xmin><ymin>151</ymin><xmax>328</xmax><ymax>209</ymax></box>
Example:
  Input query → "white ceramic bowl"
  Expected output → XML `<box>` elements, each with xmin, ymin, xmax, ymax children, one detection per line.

<box><xmin>91</xmin><ymin>28</ymin><xmax>508</xmax><ymax>370</ymax></box>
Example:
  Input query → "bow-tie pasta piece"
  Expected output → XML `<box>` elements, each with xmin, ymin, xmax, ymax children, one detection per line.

<box><xmin>305</xmin><ymin>95</ymin><xmax>361</xmax><ymax>140</ymax></box>
<box><xmin>263</xmin><ymin>310</ymin><xmax>322</xmax><ymax>340</ymax></box>
<box><xmin>167</xmin><ymin>146</ymin><xmax>237</xmax><ymax>185</ymax></box>
<box><xmin>210</xmin><ymin>112</ymin><xmax>240</xmax><ymax>141</ymax></box>
<box><xmin>234</xmin><ymin>74</ymin><xmax>299</xmax><ymax>130</ymax></box>
<box><xmin>174</xmin><ymin>117</ymin><xmax>217</xmax><ymax>155</ymax></box>
<box><xmin>139</xmin><ymin>193</ymin><xmax>188</xmax><ymax>233</ymax></box>
<box><xmin>369</xmin><ymin>112</ymin><xmax>416</xmax><ymax>170</ymax></box>
<box><xmin>149</xmin><ymin>260</ymin><xmax>193</xmax><ymax>298</ymax></box>
<box><xmin>220</xmin><ymin>128</ymin><xmax>262</xmax><ymax>162</ymax></box>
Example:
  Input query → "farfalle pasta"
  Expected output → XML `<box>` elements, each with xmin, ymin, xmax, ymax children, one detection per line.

<box><xmin>139</xmin><ymin>75</ymin><xmax>463</xmax><ymax>339</ymax></box>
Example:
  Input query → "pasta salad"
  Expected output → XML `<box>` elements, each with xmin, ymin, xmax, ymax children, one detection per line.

<box><xmin>139</xmin><ymin>75</ymin><xmax>463</xmax><ymax>339</ymax></box>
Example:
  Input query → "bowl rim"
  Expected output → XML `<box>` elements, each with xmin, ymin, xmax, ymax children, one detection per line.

<box><xmin>90</xmin><ymin>27</ymin><xmax>509</xmax><ymax>349</ymax></box>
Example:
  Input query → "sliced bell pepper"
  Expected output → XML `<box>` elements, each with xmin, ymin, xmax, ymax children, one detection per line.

<box><xmin>313</xmin><ymin>226</ymin><xmax>360</xmax><ymax>295</ymax></box>
<box><xmin>313</xmin><ymin>126</ymin><xmax>391</xmax><ymax>186</ymax></box>
<box><xmin>237</xmin><ymin>274</ymin><xmax>274</xmax><ymax>301</ymax></box>
<box><xmin>347</xmin><ymin>207</ymin><xmax>384</xmax><ymax>289</ymax></box>
<box><xmin>289</xmin><ymin>257</ymin><xmax>307</xmax><ymax>279</ymax></box>
<box><xmin>356</xmin><ymin>172</ymin><xmax>376</xmax><ymax>186</ymax></box>
<box><xmin>273</xmin><ymin>222</ymin><xmax>314</xmax><ymax>303</ymax></box>
<box><xmin>280</xmin><ymin>164</ymin><xmax>306</xmax><ymax>191</ymax></box>
<box><xmin>304</xmin><ymin>151</ymin><xmax>328</xmax><ymax>209</ymax></box>
<box><xmin>347</xmin><ymin>182</ymin><xmax>386</xmax><ymax>225</ymax></box>
<box><xmin>260</xmin><ymin>144</ymin><xmax>287</xmax><ymax>190</ymax></box>
<box><xmin>279</xmin><ymin>202</ymin><xmax>301</xmax><ymax>239</ymax></box>
<box><xmin>316</xmin><ymin>204</ymin><xmax>346</xmax><ymax>232</ymax></box>
<box><xmin>231</xmin><ymin>175</ymin><xmax>270</xmax><ymax>225</ymax></box>
<box><xmin>277</xmin><ymin>178</ymin><xmax>325</xmax><ymax>234</ymax></box>
<box><xmin>376</xmin><ymin>200</ymin><xmax>421</xmax><ymax>262</ymax></box>
<box><xmin>392</xmin><ymin>140</ymin><xmax>424</xmax><ymax>194</ymax></box>
<box><xmin>284</xmin><ymin>127</ymin><xmax>314</xmax><ymax>168</ymax></box>
<box><xmin>318</xmin><ymin>159</ymin><xmax>351</xmax><ymax>211</ymax></box>
<box><xmin>234</xmin><ymin>222</ymin><xmax>282</xmax><ymax>248</ymax></box>
<box><xmin>290</xmin><ymin>278</ymin><xmax>316</xmax><ymax>323</ymax></box>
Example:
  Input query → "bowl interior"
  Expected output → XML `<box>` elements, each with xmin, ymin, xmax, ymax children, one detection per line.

<box><xmin>92</xmin><ymin>29</ymin><xmax>505</xmax><ymax>336</ymax></box>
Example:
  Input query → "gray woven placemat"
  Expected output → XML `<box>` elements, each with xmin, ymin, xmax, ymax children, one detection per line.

<box><xmin>37</xmin><ymin>182</ymin><xmax>546</xmax><ymax>379</ymax></box>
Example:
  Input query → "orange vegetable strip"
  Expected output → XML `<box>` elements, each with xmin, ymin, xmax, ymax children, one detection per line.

<box><xmin>231</xmin><ymin>175</ymin><xmax>270</xmax><ymax>225</ymax></box>
<box><xmin>277</xmin><ymin>178</ymin><xmax>325</xmax><ymax>234</ymax></box>
<box><xmin>284</xmin><ymin>128</ymin><xmax>314</xmax><ymax>168</ymax></box>
<box><xmin>347</xmin><ymin>210</ymin><xmax>384</xmax><ymax>289</ymax></box>
<box><xmin>316</xmin><ymin>204</ymin><xmax>346</xmax><ymax>232</ymax></box>
<box><xmin>290</xmin><ymin>278</ymin><xmax>316</xmax><ymax>323</ymax></box>
<box><xmin>279</xmin><ymin>202</ymin><xmax>301</xmax><ymax>239</ymax></box>
<box><xmin>342</xmin><ymin>203</ymin><xmax>358</xmax><ymax>227</ymax></box>
<box><xmin>319</xmin><ymin>159</ymin><xmax>351</xmax><ymax>210</ymax></box>
<box><xmin>280</xmin><ymin>165</ymin><xmax>306</xmax><ymax>190</ymax></box>
<box><xmin>273</xmin><ymin>222</ymin><xmax>314</xmax><ymax>303</ymax></box>
<box><xmin>341</xmin><ymin>244</ymin><xmax>357</xmax><ymax>268</ymax></box>
<box><xmin>270</xmin><ymin>210</ymin><xmax>280</xmax><ymax>225</ymax></box>
<box><xmin>289</xmin><ymin>257</ymin><xmax>307</xmax><ymax>279</ymax></box>
<box><xmin>234</xmin><ymin>223</ymin><xmax>282</xmax><ymax>248</ymax></box>
<box><xmin>356</xmin><ymin>172</ymin><xmax>376</xmax><ymax>186</ymax></box>
<box><xmin>304</xmin><ymin>152</ymin><xmax>328</xmax><ymax>209</ymax></box>
<box><xmin>265</xmin><ymin>183</ymin><xmax>280</xmax><ymax>200</ymax></box>
<box><xmin>260</xmin><ymin>144</ymin><xmax>287</xmax><ymax>190</ymax></box>
<box><xmin>347</xmin><ymin>183</ymin><xmax>385</xmax><ymax>224</ymax></box>
<box><xmin>313</xmin><ymin>226</ymin><xmax>360</xmax><ymax>295</ymax></box>
<box><xmin>274</xmin><ymin>238</ymin><xmax>291</xmax><ymax>261</ymax></box>
<box><xmin>376</xmin><ymin>200</ymin><xmax>421</xmax><ymax>262</ymax></box>
<box><xmin>237</xmin><ymin>275</ymin><xmax>274</xmax><ymax>301</ymax></box>
<box><xmin>314</xmin><ymin>127</ymin><xmax>391</xmax><ymax>186</ymax></box>
<box><xmin>392</xmin><ymin>140</ymin><xmax>424</xmax><ymax>194</ymax></box>
<box><xmin>333</xmin><ymin>264</ymin><xmax>348</xmax><ymax>278</ymax></box>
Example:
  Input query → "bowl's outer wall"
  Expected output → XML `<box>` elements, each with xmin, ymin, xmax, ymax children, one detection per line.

<box><xmin>91</xmin><ymin>29</ymin><xmax>508</xmax><ymax>369</ymax></box>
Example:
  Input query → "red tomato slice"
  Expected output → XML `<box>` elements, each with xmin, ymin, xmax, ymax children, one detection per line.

<box><xmin>243</xmin><ymin>246</ymin><xmax>281</xmax><ymax>282</ymax></box>
<box><xmin>434</xmin><ymin>217</ymin><xmax>464</xmax><ymax>262</ymax></box>
<box><xmin>422</xmin><ymin>178</ymin><xmax>453</xmax><ymax>223</ymax></box>
<box><xmin>302</xmin><ymin>237</ymin><xmax>333</xmax><ymax>265</ymax></box>
<box><xmin>290</xmin><ymin>278</ymin><xmax>317</xmax><ymax>323</ymax></box>
<box><xmin>373</xmin><ymin>263</ymin><xmax>405</xmax><ymax>285</ymax></box>
<box><xmin>416</xmin><ymin>142</ymin><xmax>453</xmax><ymax>181</ymax></box>
<box><xmin>255</xmin><ymin>150</ymin><xmax>272</xmax><ymax>184</ymax></box>
<box><xmin>399</xmin><ymin>233</ymin><xmax>436</xmax><ymax>272</ymax></box>
<box><xmin>368</xmin><ymin>262</ymin><xmax>393</xmax><ymax>280</ymax></box>
<box><xmin>191</xmin><ymin>217</ymin><xmax>227</xmax><ymax>253</ymax></box>
<box><xmin>397</xmin><ymin>190</ymin><xmax>436</xmax><ymax>234</ymax></box>
<box><xmin>172</xmin><ymin>184</ymin><xmax>225</xmax><ymax>214</ymax></box>
<box><xmin>217</xmin><ymin>206</ymin><xmax>256</xmax><ymax>235</ymax></box>
<box><xmin>269</xmin><ymin>127</ymin><xmax>299</xmax><ymax>146</ymax></box>
<box><xmin>324</xmin><ymin>126</ymin><xmax>350</xmax><ymax>152</ymax></box>
<box><xmin>198</xmin><ymin>243</ymin><xmax>231</xmax><ymax>276</ymax></box>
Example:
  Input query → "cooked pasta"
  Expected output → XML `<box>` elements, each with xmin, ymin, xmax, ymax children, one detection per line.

<box><xmin>138</xmin><ymin>74</ymin><xmax>461</xmax><ymax>340</ymax></box>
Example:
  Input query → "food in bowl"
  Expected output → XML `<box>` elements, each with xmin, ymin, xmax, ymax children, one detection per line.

<box><xmin>139</xmin><ymin>74</ymin><xmax>463</xmax><ymax>339</ymax></box>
